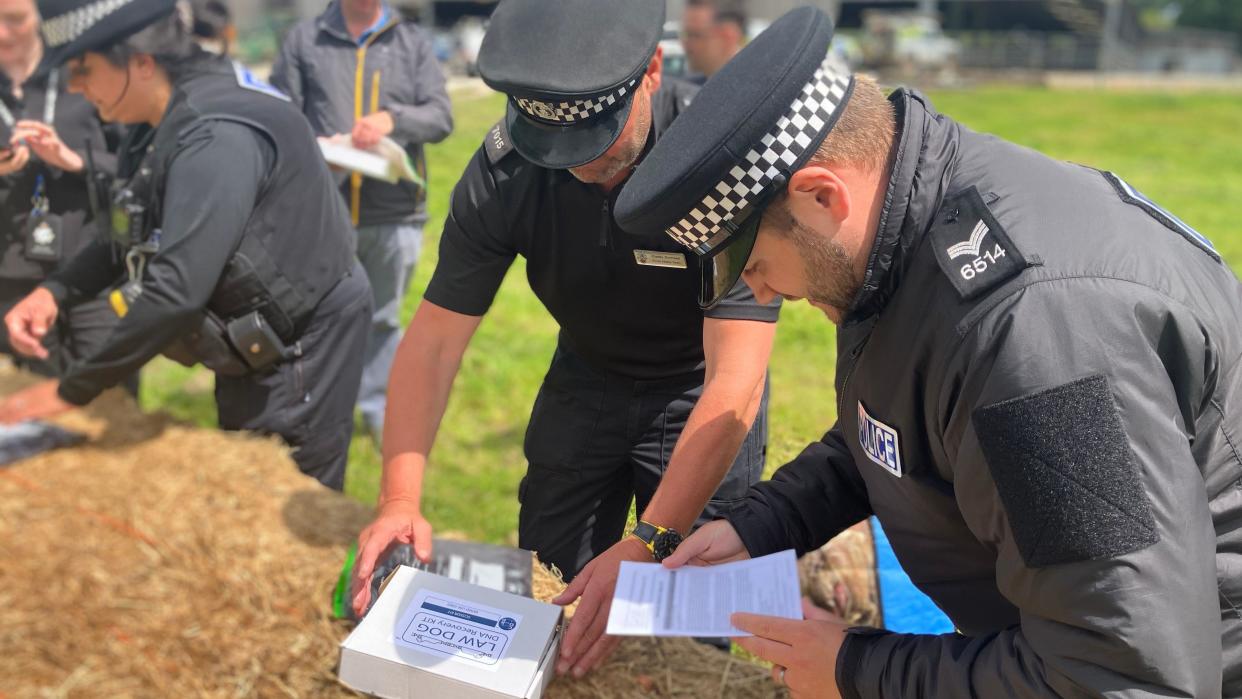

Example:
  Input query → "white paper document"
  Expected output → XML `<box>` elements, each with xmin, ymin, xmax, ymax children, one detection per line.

<box><xmin>317</xmin><ymin>136</ymin><xmax>424</xmax><ymax>186</ymax></box>
<box><xmin>605</xmin><ymin>550</ymin><xmax>801</xmax><ymax>637</ymax></box>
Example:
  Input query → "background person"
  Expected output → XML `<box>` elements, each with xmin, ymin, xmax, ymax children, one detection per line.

<box><xmin>680</xmin><ymin>0</ymin><xmax>746</xmax><ymax>83</ymax></box>
<box><xmin>0</xmin><ymin>0</ymin><xmax>126</xmax><ymax>408</ymax></box>
<box><xmin>271</xmin><ymin>0</ymin><xmax>452</xmax><ymax>441</ymax></box>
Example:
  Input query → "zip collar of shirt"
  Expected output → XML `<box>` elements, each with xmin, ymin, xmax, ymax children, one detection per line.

<box><xmin>356</xmin><ymin>5</ymin><xmax>392</xmax><ymax>45</ymax></box>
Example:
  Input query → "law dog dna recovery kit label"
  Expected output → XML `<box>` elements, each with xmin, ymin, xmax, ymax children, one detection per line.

<box><xmin>395</xmin><ymin>588</ymin><xmax>524</xmax><ymax>669</ymax></box>
<box><xmin>339</xmin><ymin>565</ymin><xmax>563</xmax><ymax>699</ymax></box>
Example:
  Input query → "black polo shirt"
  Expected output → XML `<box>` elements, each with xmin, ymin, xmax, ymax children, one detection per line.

<box><xmin>424</xmin><ymin>80</ymin><xmax>780</xmax><ymax>380</ymax></box>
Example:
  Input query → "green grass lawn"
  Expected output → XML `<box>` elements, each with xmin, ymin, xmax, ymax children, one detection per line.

<box><xmin>139</xmin><ymin>85</ymin><xmax>1242</xmax><ymax>545</ymax></box>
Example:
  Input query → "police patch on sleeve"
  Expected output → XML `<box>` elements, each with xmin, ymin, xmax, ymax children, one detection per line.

<box><xmin>858</xmin><ymin>401</ymin><xmax>902</xmax><ymax>477</ymax></box>
<box><xmin>232</xmin><ymin>61</ymin><xmax>290</xmax><ymax>102</ymax></box>
<box><xmin>929</xmin><ymin>187</ymin><xmax>1029</xmax><ymax>300</ymax></box>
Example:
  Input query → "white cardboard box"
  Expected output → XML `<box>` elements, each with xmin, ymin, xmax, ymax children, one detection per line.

<box><xmin>339</xmin><ymin>566</ymin><xmax>563</xmax><ymax>699</ymax></box>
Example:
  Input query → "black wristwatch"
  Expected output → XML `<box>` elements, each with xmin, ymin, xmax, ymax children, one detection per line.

<box><xmin>631</xmin><ymin>520</ymin><xmax>683</xmax><ymax>562</ymax></box>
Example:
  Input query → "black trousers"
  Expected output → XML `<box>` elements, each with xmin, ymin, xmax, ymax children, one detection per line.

<box><xmin>215</xmin><ymin>263</ymin><xmax>371</xmax><ymax>491</ymax></box>
<box><xmin>518</xmin><ymin>346</ymin><xmax>768</xmax><ymax>581</ymax></box>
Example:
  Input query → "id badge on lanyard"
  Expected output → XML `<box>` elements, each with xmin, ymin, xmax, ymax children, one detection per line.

<box><xmin>0</xmin><ymin>70</ymin><xmax>64</xmax><ymax>263</ymax></box>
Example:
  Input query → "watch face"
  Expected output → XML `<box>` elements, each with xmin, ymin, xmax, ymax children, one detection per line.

<box><xmin>653</xmin><ymin>530</ymin><xmax>683</xmax><ymax>561</ymax></box>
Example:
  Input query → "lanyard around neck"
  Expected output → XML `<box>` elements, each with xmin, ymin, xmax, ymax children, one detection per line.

<box><xmin>0</xmin><ymin>68</ymin><xmax>59</xmax><ymax>129</ymax></box>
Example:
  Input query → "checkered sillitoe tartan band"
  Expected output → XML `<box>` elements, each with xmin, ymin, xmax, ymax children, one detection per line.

<box><xmin>512</xmin><ymin>79</ymin><xmax>639</xmax><ymax>126</ymax></box>
<box><xmin>42</xmin><ymin>0</ymin><xmax>133</xmax><ymax>48</ymax></box>
<box><xmin>665</xmin><ymin>54</ymin><xmax>853</xmax><ymax>255</ymax></box>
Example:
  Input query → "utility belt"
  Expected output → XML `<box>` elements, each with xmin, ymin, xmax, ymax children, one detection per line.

<box><xmin>160</xmin><ymin>306</ymin><xmax>302</xmax><ymax>378</ymax></box>
<box><xmin>101</xmin><ymin>165</ymin><xmax>309</xmax><ymax>378</ymax></box>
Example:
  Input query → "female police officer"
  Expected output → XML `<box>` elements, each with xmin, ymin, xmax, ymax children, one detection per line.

<box><xmin>2</xmin><ymin>0</ymin><xmax>371</xmax><ymax>490</ymax></box>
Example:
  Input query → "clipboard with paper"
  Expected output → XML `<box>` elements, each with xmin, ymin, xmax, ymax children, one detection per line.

<box><xmin>317</xmin><ymin>135</ymin><xmax>426</xmax><ymax>187</ymax></box>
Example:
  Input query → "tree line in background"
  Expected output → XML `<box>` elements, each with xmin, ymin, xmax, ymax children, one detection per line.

<box><xmin>1135</xmin><ymin>0</ymin><xmax>1242</xmax><ymax>41</ymax></box>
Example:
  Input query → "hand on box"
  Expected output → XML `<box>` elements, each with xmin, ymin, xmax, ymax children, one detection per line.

<box><xmin>351</xmin><ymin>497</ymin><xmax>433</xmax><ymax>617</ymax></box>
<box><xmin>552</xmin><ymin>535</ymin><xmax>652</xmax><ymax>677</ymax></box>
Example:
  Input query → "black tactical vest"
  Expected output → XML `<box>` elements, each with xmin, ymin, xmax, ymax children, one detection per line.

<box><xmin>117</xmin><ymin>57</ymin><xmax>355</xmax><ymax>342</ymax></box>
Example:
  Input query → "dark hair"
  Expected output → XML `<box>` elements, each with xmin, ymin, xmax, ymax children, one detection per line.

<box><xmin>100</xmin><ymin>3</ymin><xmax>206</xmax><ymax>80</ymax></box>
<box><xmin>687</xmin><ymin>0</ymin><xmax>746</xmax><ymax>30</ymax></box>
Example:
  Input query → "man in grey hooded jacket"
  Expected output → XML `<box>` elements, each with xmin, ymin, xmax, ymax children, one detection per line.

<box><xmin>272</xmin><ymin>0</ymin><xmax>452</xmax><ymax>439</ymax></box>
<box><xmin>612</xmin><ymin>6</ymin><xmax>1241</xmax><ymax>698</ymax></box>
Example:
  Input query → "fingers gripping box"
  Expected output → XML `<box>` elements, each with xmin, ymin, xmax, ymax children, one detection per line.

<box><xmin>339</xmin><ymin>566</ymin><xmax>563</xmax><ymax>699</ymax></box>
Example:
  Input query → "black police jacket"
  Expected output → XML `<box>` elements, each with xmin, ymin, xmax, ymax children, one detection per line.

<box><xmin>423</xmin><ymin>79</ymin><xmax>779</xmax><ymax>380</ymax></box>
<box><xmin>44</xmin><ymin>56</ymin><xmax>356</xmax><ymax>405</ymax></box>
<box><xmin>0</xmin><ymin>70</ymin><xmax>115</xmax><ymax>284</ymax></box>
<box><xmin>727</xmin><ymin>90</ymin><xmax>1242</xmax><ymax>698</ymax></box>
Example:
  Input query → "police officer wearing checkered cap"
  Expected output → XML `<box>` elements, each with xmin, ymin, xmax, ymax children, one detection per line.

<box><xmin>618</xmin><ymin>6</ymin><xmax>1242</xmax><ymax>698</ymax></box>
<box><xmin>3</xmin><ymin>0</ymin><xmax>372</xmax><ymax>490</ymax></box>
<box><xmin>350</xmin><ymin>0</ymin><xmax>780</xmax><ymax>675</ymax></box>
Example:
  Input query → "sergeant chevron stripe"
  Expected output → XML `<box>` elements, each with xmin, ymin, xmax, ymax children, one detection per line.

<box><xmin>947</xmin><ymin>220</ymin><xmax>991</xmax><ymax>259</ymax></box>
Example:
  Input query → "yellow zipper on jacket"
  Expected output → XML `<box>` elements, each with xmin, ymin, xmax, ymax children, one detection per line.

<box><xmin>351</xmin><ymin>28</ymin><xmax>386</xmax><ymax>226</ymax></box>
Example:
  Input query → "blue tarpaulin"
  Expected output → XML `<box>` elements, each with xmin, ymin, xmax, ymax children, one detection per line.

<box><xmin>872</xmin><ymin>517</ymin><xmax>956</xmax><ymax>634</ymax></box>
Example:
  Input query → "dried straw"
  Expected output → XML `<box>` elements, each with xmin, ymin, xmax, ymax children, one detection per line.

<box><xmin>0</xmin><ymin>366</ymin><xmax>791</xmax><ymax>698</ymax></box>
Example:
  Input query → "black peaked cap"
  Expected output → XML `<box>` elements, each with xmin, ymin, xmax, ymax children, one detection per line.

<box><xmin>479</xmin><ymin>0</ymin><xmax>665</xmax><ymax>170</ymax></box>
<box><xmin>39</xmin><ymin>0</ymin><xmax>178</xmax><ymax>72</ymax></box>
<box><xmin>614</xmin><ymin>6</ymin><xmax>853</xmax><ymax>307</ymax></box>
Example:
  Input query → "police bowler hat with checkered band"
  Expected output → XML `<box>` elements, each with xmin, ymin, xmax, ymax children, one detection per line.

<box><xmin>38</xmin><ymin>0</ymin><xmax>177</xmax><ymax>74</ymax></box>
<box><xmin>478</xmin><ymin>0</ymin><xmax>664</xmax><ymax>170</ymax></box>
<box><xmin>615</xmin><ymin>6</ymin><xmax>855</xmax><ymax>308</ymax></box>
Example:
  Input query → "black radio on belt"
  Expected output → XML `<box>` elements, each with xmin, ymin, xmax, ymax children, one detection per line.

<box><xmin>226</xmin><ymin>310</ymin><xmax>297</xmax><ymax>371</ymax></box>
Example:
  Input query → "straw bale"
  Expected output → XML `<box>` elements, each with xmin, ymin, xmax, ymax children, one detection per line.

<box><xmin>0</xmin><ymin>366</ymin><xmax>789</xmax><ymax>698</ymax></box>
<box><xmin>798</xmin><ymin>522</ymin><xmax>880</xmax><ymax>627</ymax></box>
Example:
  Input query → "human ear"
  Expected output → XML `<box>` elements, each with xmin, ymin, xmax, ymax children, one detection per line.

<box><xmin>644</xmin><ymin>45</ymin><xmax>663</xmax><ymax>94</ymax></box>
<box><xmin>786</xmin><ymin>165</ymin><xmax>851</xmax><ymax>228</ymax></box>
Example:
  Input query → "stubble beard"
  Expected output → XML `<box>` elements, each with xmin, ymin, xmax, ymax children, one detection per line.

<box><xmin>569</xmin><ymin>94</ymin><xmax>651</xmax><ymax>185</ymax></box>
<box><xmin>788</xmin><ymin>216</ymin><xmax>862</xmax><ymax>315</ymax></box>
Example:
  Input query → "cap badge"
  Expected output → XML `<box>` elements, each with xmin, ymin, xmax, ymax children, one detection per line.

<box><xmin>529</xmin><ymin>101</ymin><xmax>558</xmax><ymax>121</ymax></box>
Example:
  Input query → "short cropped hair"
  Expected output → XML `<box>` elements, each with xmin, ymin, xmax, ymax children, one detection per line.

<box><xmin>763</xmin><ymin>76</ymin><xmax>896</xmax><ymax>235</ymax></box>
<box><xmin>808</xmin><ymin>75</ymin><xmax>896</xmax><ymax>175</ymax></box>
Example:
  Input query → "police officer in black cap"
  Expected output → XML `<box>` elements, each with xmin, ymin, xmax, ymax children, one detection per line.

<box><xmin>2</xmin><ymin>0</ymin><xmax>371</xmax><ymax>490</ymax></box>
<box><xmin>0</xmin><ymin>0</ymin><xmax>131</xmax><ymax>411</ymax></box>
<box><xmin>618</xmin><ymin>6</ymin><xmax>1241</xmax><ymax>698</ymax></box>
<box><xmin>349</xmin><ymin>0</ymin><xmax>779</xmax><ymax>675</ymax></box>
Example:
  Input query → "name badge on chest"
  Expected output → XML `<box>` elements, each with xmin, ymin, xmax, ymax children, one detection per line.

<box><xmin>858</xmin><ymin>401</ymin><xmax>903</xmax><ymax>478</ymax></box>
<box><xmin>633</xmin><ymin>249</ymin><xmax>687</xmax><ymax>269</ymax></box>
